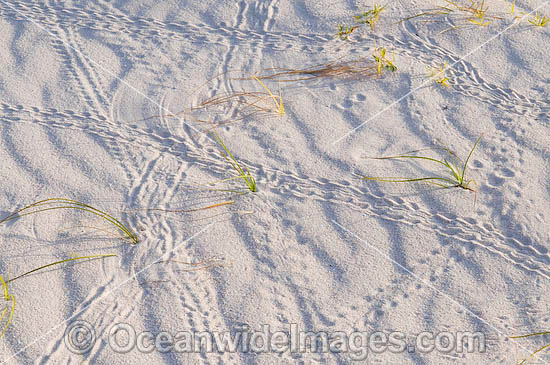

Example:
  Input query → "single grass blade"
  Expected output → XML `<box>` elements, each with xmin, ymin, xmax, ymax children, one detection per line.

<box><xmin>145</xmin><ymin>201</ymin><xmax>234</xmax><ymax>213</ymax></box>
<box><xmin>461</xmin><ymin>134</ymin><xmax>483</xmax><ymax>182</ymax></box>
<box><xmin>6</xmin><ymin>254</ymin><xmax>117</xmax><ymax>283</ymax></box>
<box><xmin>362</xmin><ymin>175</ymin><xmax>459</xmax><ymax>187</ymax></box>
<box><xmin>511</xmin><ymin>331</ymin><xmax>550</xmax><ymax>339</ymax></box>
<box><xmin>0</xmin><ymin>275</ymin><xmax>14</xmax><ymax>339</ymax></box>
<box><xmin>372</xmin><ymin>154</ymin><xmax>461</xmax><ymax>173</ymax></box>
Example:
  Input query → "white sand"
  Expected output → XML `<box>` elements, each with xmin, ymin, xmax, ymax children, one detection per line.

<box><xmin>1</xmin><ymin>0</ymin><xmax>549</xmax><ymax>363</ymax></box>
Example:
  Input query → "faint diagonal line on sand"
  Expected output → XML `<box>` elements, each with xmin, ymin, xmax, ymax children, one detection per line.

<box><xmin>0</xmin><ymin>0</ymin><xmax>200</xmax><ymax>134</ymax></box>
<box><xmin>332</xmin><ymin>1</ymin><xmax>550</xmax><ymax>146</ymax></box>
<box><xmin>2</xmin><ymin>223</ymin><xmax>213</xmax><ymax>363</ymax></box>
<box><xmin>332</xmin><ymin>220</ymin><xmax>549</xmax><ymax>363</ymax></box>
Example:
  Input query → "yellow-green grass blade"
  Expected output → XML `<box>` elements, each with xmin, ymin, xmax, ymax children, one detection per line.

<box><xmin>252</xmin><ymin>76</ymin><xmax>284</xmax><ymax>115</ymax></box>
<box><xmin>0</xmin><ymin>275</ymin><xmax>14</xmax><ymax>339</ymax></box>
<box><xmin>0</xmin><ymin>274</ymin><xmax>8</xmax><ymax>299</ymax></box>
<box><xmin>0</xmin><ymin>198</ymin><xmax>138</xmax><ymax>244</ymax></box>
<box><xmin>206</xmin><ymin>175</ymin><xmax>255</xmax><ymax>185</ymax></box>
<box><xmin>439</xmin><ymin>145</ymin><xmax>462</xmax><ymax>183</ymax></box>
<box><xmin>525</xmin><ymin>343</ymin><xmax>550</xmax><ymax>363</ymax></box>
<box><xmin>511</xmin><ymin>331</ymin><xmax>550</xmax><ymax>339</ymax></box>
<box><xmin>362</xmin><ymin>176</ymin><xmax>459</xmax><ymax>187</ymax></box>
<box><xmin>509</xmin><ymin>330</ymin><xmax>550</xmax><ymax>365</ymax></box>
<box><xmin>6</xmin><ymin>254</ymin><xmax>117</xmax><ymax>283</ymax></box>
<box><xmin>461</xmin><ymin>134</ymin><xmax>483</xmax><ymax>183</ymax></box>
<box><xmin>209</xmin><ymin>131</ymin><xmax>256</xmax><ymax>192</ymax></box>
<box><xmin>9</xmin><ymin>206</ymin><xmax>136</xmax><ymax>244</ymax></box>
<box><xmin>370</xmin><ymin>152</ymin><xmax>464</xmax><ymax>184</ymax></box>
<box><xmin>373</xmin><ymin>154</ymin><xmax>458</xmax><ymax>171</ymax></box>
<box><xmin>0</xmin><ymin>295</ymin><xmax>14</xmax><ymax>339</ymax></box>
<box><xmin>363</xmin><ymin>135</ymin><xmax>483</xmax><ymax>205</ymax></box>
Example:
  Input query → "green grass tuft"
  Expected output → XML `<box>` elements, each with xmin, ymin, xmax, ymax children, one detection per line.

<box><xmin>362</xmin><ymin>134</ymin><xmax>483</xmax><ymax>204</ymax></box>
<box><xmin>336</xmin><ymin>24</ymin><xmax>358</xmax><ymax>40</ymax></box>
<box><xmin>401</xmin><ymin>0</ymin><xmax>501</xmax><ymax>32</ymax></box>
<box><xmin>373</xmin><ymin>46</ymin><xmax>397</xmax><ymax>75</ymax></box>
<box><xmin>528</xmin><ymin>11</ymin><xmax>549</xmax><ymax>27</ymax></box>
<box><xmin>0</xmin><ymin>198</ymin><xmax>139</xmax><ymax>244</ymax></box>
<box><xmin>208</xmin><ymin>130</ymin><xmax>257</xmax><ymax>193</ymax></box>
<box><xmin>354</xmin><ymin>4</ymin><xmax>385</xmax><ymax>30</ymax></box>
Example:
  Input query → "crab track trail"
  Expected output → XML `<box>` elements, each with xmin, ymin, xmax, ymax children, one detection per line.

<box><xmin>2</xmin><ymin>1</ymin><xmax>549</xmax><ymax>124</ymax></box>
<box><xmin>1</xmin><ymin>4</ymin><xmax>231</xmax><ymax>362</ymax></box>
<box><xmin>0</xmin><ymin>1</ymin><xmax>330</xmax><ymax>52</ymax></box>
<box><xmin>2</xmin><ymin>101</ymin><xmax>549</xmax><ymax>283</ymax></box>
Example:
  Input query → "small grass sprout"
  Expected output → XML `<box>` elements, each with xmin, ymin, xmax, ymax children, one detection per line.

<box><xmin>464</xmin><ymin>0</ymin><xmax>491</xmax><ymax>26</ymax></box>
<box><xmin>336</xmin><ymin>24</ymin><xmax>358</xmax><ymax>40</ymax></box>
<box><xmin>428</xmin><ymin>62</ymin><xmax>450</xmax><ymax>87</ymax></box>
<box><xmin>354</xmin><ymin>4</ymin><xmax>385</xmax><ymax>30</ymax></box>
<box><xmin>528</xmin><ymin>12</ymin><xmax>549</xmax><ymax>27</ymax></box>
<box><xmin>373</xmin><ymin>47</ymin><xmax>397</xmax><ymax>75</ymax></box>
<box><xmin>208</xmin><ymin>130</ymin><xmax>257</xmax><ymax>193</ymax></box>
<box><xmin>362</xmin><ymin>134</ymin><xmax>483</xmax><ymax>204</ymax></box>
<box><xmin>510</xmin><ymin>331</ymin><xmax>550</xmax><ymax>365</ymax></box>
<box><xmin>0</xmin><ymin>254</ymin><xmax>116</xmax><ymax>339</ymax></box>
<box><xmin>0</xmin><ymin>198</ymin><xmax>139</xmax><ymax>244</ymax></box>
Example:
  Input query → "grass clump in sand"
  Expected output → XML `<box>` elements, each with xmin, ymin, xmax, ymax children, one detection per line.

<box><xmin>336</xmin><ymin>24</ymin><xmax>358</xmax><ymax>40</ymax></box>
<box><xmin>0</xmin><ymin>198</ymin><xmax>139</xmax><ymax>244</ymax></box>
<box><xmin>249</xmin><ymin>53</ymin><xmax>396</xmax><ymax>85</ymax></box>
<box><xmin>510</xmin><ymin>331</ymin><xmax>550</xmax><ymax>364</ymax></box>
<box><xmin>362</xmin><ymin>134</ymin><xmax>483</xmax><ymax>203</ymax></box>
<box><xmin>186</xmin><ymin>73</ymin><xmax>284</xmax><ymax>126</ymax></box>
<box><xmin>208</xmin><ymin>130</ymin><xmax>256</xmax><ymax>193</ymax></box>
<box><xmin>528</xmin><ymin>12</ymin><xmax>549</xmax><ymax>27</ymax></box>
<box><xmin>373</xmin><ymin>47</ymin><xmax>397</xmax><ymax>75</ymax></box>
<box><xmin>402</xmin><ymin>0</ymin><xmax>501</xmax><ymax>32</ymax></box>
<box><xmin>0</xmin><ymin>254</ymin><xmax>116</xmax><ymax>339</ymax></box>
<box><xmin>462</xmin><ymin>0</ymin><xmax>492</xmax><ymax>26</ymax></box>
<box><xmin>354</xmin><ymin>4</ymin><xmax>385</xmax><ymax>30</ymax></box>
<box><xmin>249</xmin><ymin>58</ymin><xmax>382</xmax><ymax>83</ymax></box>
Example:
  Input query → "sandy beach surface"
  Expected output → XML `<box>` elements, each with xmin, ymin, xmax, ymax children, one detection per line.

<box><xmin>1</xmin><ymin>0</ymin><xmax>549</xmax><ymax>363</ymax></box>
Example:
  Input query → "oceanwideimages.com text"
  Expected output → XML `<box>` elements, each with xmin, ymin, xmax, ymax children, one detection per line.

<box><xmin>65</xmin><ymin>320</ymin><xmax>486</xmax><ymax>360</ymax></box>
